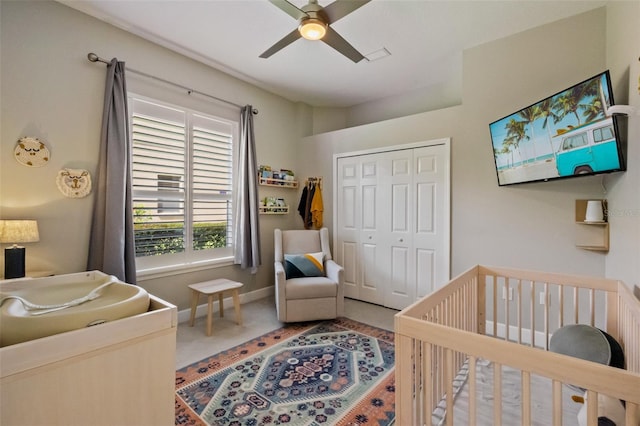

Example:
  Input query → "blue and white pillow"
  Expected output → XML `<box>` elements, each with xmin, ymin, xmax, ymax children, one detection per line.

<box><xmin>284</xmin><ymin>252</ymin><xmax>324</xmax><ymax>279</ymax></box>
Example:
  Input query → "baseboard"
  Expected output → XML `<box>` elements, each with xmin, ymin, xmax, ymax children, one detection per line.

<box><xmin>485</xmin><ymin>320</ymin><xmax>548</xmax><ymax>349</ymax></box>
<box><xmin>177</xmin><ymin>285</ymin><xmax>274</xmax><ymax>324</ymax></box>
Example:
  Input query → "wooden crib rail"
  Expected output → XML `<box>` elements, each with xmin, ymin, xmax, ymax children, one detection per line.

<box><xmin>478</xmin><ymin>265</ymin><xmax>620</xmax><ymax>290</ymax></box>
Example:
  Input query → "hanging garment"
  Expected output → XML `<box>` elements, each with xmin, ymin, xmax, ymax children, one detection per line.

<box><xmin>310</xmin><ymin>184</ymin><xmax>323</xmax><ymax>229</ymax></box>
<box><xmin>304</xmin><ymin>183</ymin><xmax>316</xmax><ymax>229</ymax></box>
<box><xmin>297</xmin><ymin>185</ymin><xmax>309</xmax><ymax>223</ymax></box>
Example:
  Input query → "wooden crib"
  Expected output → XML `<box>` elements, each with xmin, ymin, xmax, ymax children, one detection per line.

<box><xmin>395</xmin><ymin>265</ymin><xmax>640</xmax><ymax>426</ymax></box>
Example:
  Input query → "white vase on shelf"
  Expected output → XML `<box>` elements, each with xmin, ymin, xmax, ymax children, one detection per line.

<box><xmin>585</xmin><ymin>200</ymin><xmax>604</xmax><ymax>222</ymax></box>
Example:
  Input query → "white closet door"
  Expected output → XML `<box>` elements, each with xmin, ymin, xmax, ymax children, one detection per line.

<box><xmin>358</xmin><ymin>154</ymin><xmax>384</xmax><ymax>305</ymax></box>
<box><xmin>414</xmin><ymin>145</ymin><xmax>448</xmax><ymax>298</ymax></box>
<box><xmin>336</xmin><ymin>154</ymin><xmax>384</xmax><ymax>305</ymax></box>
<box><xmin>336</xmin><ymin>157</ymin><xmax>360</xmax><ymax>300</ymax></box>
<box><xmin>379</xmin><ymin>149</ymin><xmax>416</xmax><ymax>310</ymax></box>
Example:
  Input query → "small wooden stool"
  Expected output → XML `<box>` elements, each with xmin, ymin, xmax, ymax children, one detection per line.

<box><xmin>188</xmin><ymin>279</ymin><xmax>243</xmax><ymax>336</ymax></box>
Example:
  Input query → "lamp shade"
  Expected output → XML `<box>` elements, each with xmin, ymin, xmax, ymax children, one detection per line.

<box><xmin>0</xmin><ymin>220</ymin><xmax>40</xmax><ymax>244</ymax></box>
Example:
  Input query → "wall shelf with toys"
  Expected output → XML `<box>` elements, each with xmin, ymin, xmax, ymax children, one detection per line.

<box><xmin>259</xmin><ymin>196</ymin><xmax>289</xmax><ymax>215</ymax></box>
<box><xmin>258</xmin><ymin>165</ymin><xmax>298</xmax><ymax>188</ymax></box>
<box><xmin>259</xmin><ymin>206</ymin><xmax>290</xmax><ymax>215</ymax></box>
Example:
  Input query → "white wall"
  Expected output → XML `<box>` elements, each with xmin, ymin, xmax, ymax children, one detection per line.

<box><xmin>300</xmin><ymin>7</ymin><xmax>621</xmax><ymax>279</ymax></box>
<box><xmin>311</xmin><ymin>106</ymin><xmax>348</xmax><ymax>135</ymax></box>
<box><xmin>603</xmin><ymin>1</ymin><xmax>640</xmax><ymax>289</ymax></box>
<box><xmin>346</xmin><ymin>77</ymin><xmax>462</xmax><ymax>128</ymax></box>
<box><xmin>0</xmin><ymin>0</ymin><xmax>305</xmax><ymax>309</ymax></box>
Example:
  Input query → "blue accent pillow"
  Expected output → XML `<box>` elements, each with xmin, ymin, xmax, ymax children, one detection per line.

<box><xmin>284</xmin><ymin>252</ymin><xmax>324</xmax><ymax>279</ymax></box>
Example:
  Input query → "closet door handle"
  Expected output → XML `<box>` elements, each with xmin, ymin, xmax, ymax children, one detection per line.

<box><xmin>399</xmin><ymin>238</ymin><xmax>404</xmax><ymax>242</ymax></box>
<box><xmin>368</xmin><ymin>236</ymin><xmax>372</xmax><ymax>240</ymax></box>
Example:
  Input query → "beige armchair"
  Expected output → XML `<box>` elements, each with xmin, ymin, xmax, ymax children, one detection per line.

<box><xmin>274</xmin><ymin>228</ymin><xmax>344</xmax><ymax>322</ymax></box>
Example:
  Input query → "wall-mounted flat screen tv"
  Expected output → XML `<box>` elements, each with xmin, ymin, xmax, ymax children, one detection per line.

<box><xmin>489</xmin><ymin>71</ymin><xmax>626</xmax><ymax>186</ymax></box>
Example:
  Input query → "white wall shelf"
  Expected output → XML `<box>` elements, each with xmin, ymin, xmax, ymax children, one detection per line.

<box><xmin>575</xmin><ymin>199</ymin><xmax>609</xmax><ymax>252</ymax></box>
<box><xmin>258</xmin><ymin>176</ymin><xmax>298</xmax><ymax>188</ymax></box>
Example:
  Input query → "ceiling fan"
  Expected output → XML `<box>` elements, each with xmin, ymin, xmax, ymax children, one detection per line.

<box><xmin>260</xmin><ymin>0</ymin><xmax>371</xmax><ymax>63</ymax></box>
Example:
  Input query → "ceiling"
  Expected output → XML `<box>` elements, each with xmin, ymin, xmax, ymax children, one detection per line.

<box><xmin>59</xmin><ymin>0</ymin><xmax>606</xmax><ymax>108</ymax></box>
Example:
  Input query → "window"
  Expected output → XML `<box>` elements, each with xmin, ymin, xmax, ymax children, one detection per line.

<box><xmin>130</xmin><ymin>97</ymin><xmax>236</xmax><ymax>271</ymax></box>
<box><xmin>593</xmin><ymin>125</ymin><xmax>614</xmax><ymax>143</ymax></box>
<box><xmin>562</xmin><ymin>133</ymin><xmax>587</xmax><ymax>151</ymax></box>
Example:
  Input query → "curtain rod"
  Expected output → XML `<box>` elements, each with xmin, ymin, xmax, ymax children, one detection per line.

<box><xmin>87</xmin><ymin>53</ymin><xmax>258</xmax><ymax>115</ymax></box>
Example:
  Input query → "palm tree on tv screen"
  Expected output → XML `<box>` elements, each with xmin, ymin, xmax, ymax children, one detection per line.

<box><xmin>504</xmin><ymin>118</ymin><xmax>528</xmax><ymax>167</ymax></box>
<box><xmin>553</xmin><ymin>75</ymin><xmax>608</xmax><ymax>127</ymax></box>
<box><xmin>538</xmin><ymin>98</ymin><xmax>561</xmax><ymax>159</ymax></box>
<box><xmin>517</xmin><ymin>105</ymin><xmax>540</xmax><ymax>163</ymax></box>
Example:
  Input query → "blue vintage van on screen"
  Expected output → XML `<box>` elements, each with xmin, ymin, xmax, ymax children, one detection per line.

<box><xmin>555</xmin><ymin>118</ymin><xmax>621</xmax><ymax>176</ymax></box>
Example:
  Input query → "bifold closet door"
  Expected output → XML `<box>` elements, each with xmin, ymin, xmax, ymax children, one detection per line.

<box><xmin>336</xmin><ymin>153</ymin><xmax>384</xmax><ymax>305</ymax></box>
<box><xmin>411</xmin><ymin>145</ymin><xmax>448</xmax><ymax>300</ymax></box>
<box><xmin>377</xmin><ymin>149</ymin><xmax>415</xmax><ymax>310</ymax></box>
<box><xmin>336</xmin><ymin>142</ymin><xmax>448</xmax><ymax>310</ymax></box>
<box><xmin>375</xmin><ymin>145</ymin><xmax>448</xmax><ymax>309</ymax></box>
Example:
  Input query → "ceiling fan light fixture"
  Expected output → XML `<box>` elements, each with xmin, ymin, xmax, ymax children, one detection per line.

<box><xmin>298</xmin><ymin>18</ymin><xmax>327</xmax><ymax>40</ymax></box>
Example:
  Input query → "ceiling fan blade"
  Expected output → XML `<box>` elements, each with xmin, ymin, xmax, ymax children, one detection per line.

<box><xmin>268</xmin><ymin>0</ymin><xmax>308</xmax><ymax>20</ymax></box>
<box><xmin>259</xmin><ymin>28</ymin><xmax>302</xmax><ymax>58</ymax></box>
<box><xmin>321</xmin><ymin>26</ymin><xmax>365</xmax><ymax>63</ymax></box>
<box><xmin>322</xmin><ymin>0</ymin><xmax>371</xmax><ymax>24</ymax></box>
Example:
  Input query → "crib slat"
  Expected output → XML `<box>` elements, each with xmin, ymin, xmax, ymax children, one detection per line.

<box><xmin>543</xmin><ymin>282</ymin><xmax>549</xmax><ymax>350</ymax></box>
<box><xmin>573</xmin><ymin>286</ymin><xmax>579</xmax><ymax>323</ymax></box>
<box><xmin>494</xmin><ymin>362</ymin><xmax>502</xmax><ymax>425</ymax></box>
<box><xmin>504</xmin><ymin>280</ymin><xmax>510</xmax><ymax>341</ymax></box>
<box><xmin>423</xmin><ymin>341</ymin><xmax>432</xmax><ymax>426</ymax></box>
<box><xmin>606</xmin><ymin>288</ymin><xmax>617</xmax><ymax>340</ymax></box>
<box><xmin>517</xmin><ymin>279</ymin><xmax>522</xmax><ymax>344</ymax></box>
<box><xmin>552</xmin><ymin>379</ymin><xmax>562</xmax><ymax>426</ymax></box>
<box><xmin>477</xmin><ymin>275</ymin><xmax>486</xmax><ymax>335</ymax></box>
<box><xmin>445</xmin><ymin>349</ymin><xmax>454</xmax><ymax>426</ymax></box>
<box><xmin>493</xmin><ymin>277</ymin><xmax>498</xmax><ymax>337</ymax></box>
<box><xmin>530</xmin><ymin>283</ymin><xmax>536</xmax><ymax>347</ymax></box>
<box><xmin>469</xmin><ymin>356</ymin><xmax>477</xmax><ymax>425</ymax></box>
<box><xmin>559</xmin><ymin>285</ymin><xmax>565</xmax><ymax>329</ymax></box>
<box><xmin>395</xmin><ymin>334</ymin><xmax>414</xmax><ymax>425</ymax></box>
<box><xmin>437</xmin><ymin>344</ymin><xmax>443</xmax><ymax>417</ymax></box>
<box><xmin>589</xmin><ymin>288</ymin><xmax>595</xmax><ymax>326</ymax></box>
<box><xmin>586</xmin><ymin>390</ymin><xmax>597</xmax><ymax>426</ymax></box>
<box><xmin>626</xmin><ymin>402</ymin><xmax>639</xmax><ymax>425</ymax></box>
<box><xmin>522</xmin><ymin>371</ymin><xmax>531</xmax><ymax>424</ymax></box>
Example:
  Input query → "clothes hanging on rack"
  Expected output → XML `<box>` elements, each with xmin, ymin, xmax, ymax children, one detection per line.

<box><xmin>298</xmin><ymin>178</ymin><xmax>323</xmax><ymax>229</ymax></box>
<box><xmin>310</xmin><ymin>184</ymin><xmax>323</xmax><ymax>229</ymax></box>
<box><xmin>297</xmin><ymin>185</ymin><xmax>309</xmax><ymax>222</ymax></box>
<box><xmin>304</xmin><ymin>182</ymin><xmax>316</xmax><ymax>229</ymax></box>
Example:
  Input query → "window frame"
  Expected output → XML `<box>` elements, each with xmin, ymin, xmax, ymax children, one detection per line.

<box><xmin>128</xmin><ymin>94</ymin><xmax>239</xmax><ymax>277</ymax></box>
<box><xmin>593</xmin><ymin>125</ymin><xmax>614</xmax><ymax>144</ymax></box>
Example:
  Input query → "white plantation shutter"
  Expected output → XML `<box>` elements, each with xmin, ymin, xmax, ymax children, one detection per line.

<box><xmin>191</xmin><ymin>114</ymin><xmax>234</xmax><ymax>250</ymax></box>
<box><xmin>130</xmin><ymin>97</ymin><xmax>235</xmax><ymax>269</ymax></box>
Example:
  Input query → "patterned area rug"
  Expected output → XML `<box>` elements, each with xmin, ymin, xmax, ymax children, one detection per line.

<box><xmin>175</xmin><ymin>318</ymin><xmax>396</xmax><ymax>426</ymax></box>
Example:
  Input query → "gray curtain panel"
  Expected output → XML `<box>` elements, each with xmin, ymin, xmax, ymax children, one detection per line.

<box><xmin>87</xmin><ymin>59</ymin><xmax>137</xmax><ymax>284</ymax></box>
<box><xmin>233</xmin><ymin>105</ymin><xmax>261</xmax><ymax>273</ymax></box>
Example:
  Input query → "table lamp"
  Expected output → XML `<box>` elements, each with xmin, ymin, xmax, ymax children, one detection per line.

<box><xmin>0</xmin><ymin>220</ymin><xmax>40</xmax><ymax>279</ymax></box>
